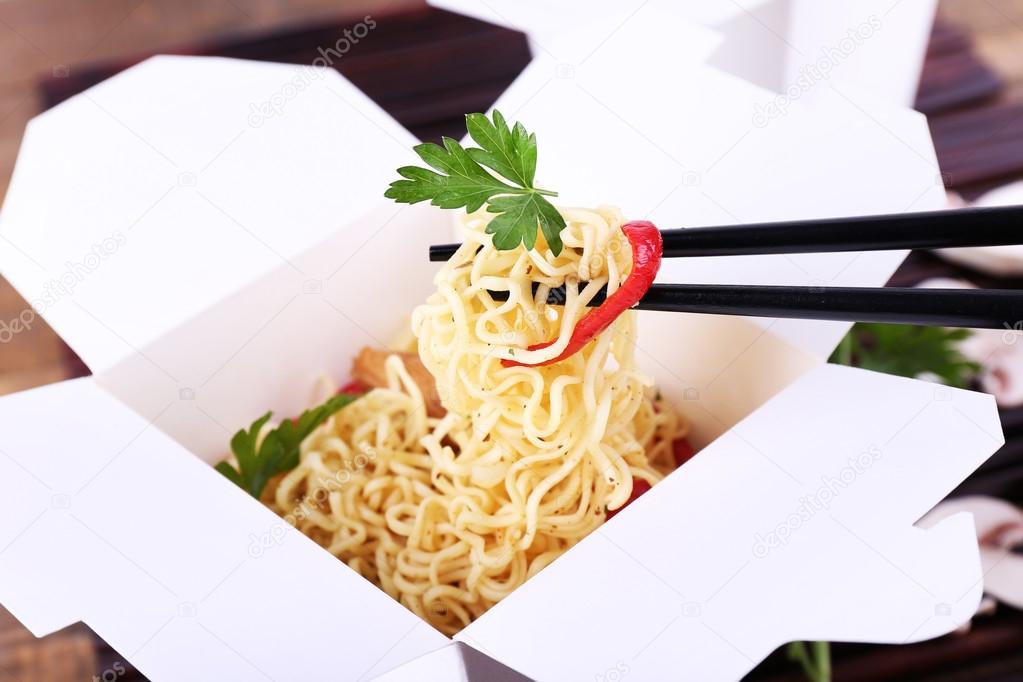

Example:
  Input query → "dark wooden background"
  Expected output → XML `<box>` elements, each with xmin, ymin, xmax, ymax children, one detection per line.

<box><xmin>1</xmin><ymin>1</ymin><xmax>1023</xmax><ymax>680</ymax></box>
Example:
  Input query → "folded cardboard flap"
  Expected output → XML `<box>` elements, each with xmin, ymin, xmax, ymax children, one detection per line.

<box><xmin>455</xmin><ymin>365</ymin><xmax>1002</xmax><ymax>681</ymax></box>
<box><xmin>0</xmin><ymin>55</ymin><xmax>419</xmax><ymax>375</ymax></box>
<box><xmin>485</xmin><ymin>41</ymin><xmax>944</xmax><ymax>359</ymax></box>
<box><xmin>785</xmin><ymin>0</ymin><xmax>939</xmax><ymax>107</ymax></box>
<box><xmin>427</xmin><ymin>0</ymin><xmax>937</xmax><ymax>107</ymax></box>
<box><xmin>423</xmin><ymin>0</ymin><xmax>773</xmax><ymax>55</ymax></box>
<box><xmin>424</xmin><ymin>0</ymin><xmax>654</xmax><ymax>46</ymax></box>
<box><xmin>705</xmin><ymin>0</ymin><xmax>792</xmax><ymax>91</ymax></box>
<box><xmin>372</xmin><ymin>642</ymin><xmax>532</xmax><ymax>682</ymax></box>
<box><xmin>96</xmin><ymin>200</ymin><xmax>450</xmax><ymax>462</ymax></box>
<box><xmin>0</xmin><ymin>378</ymin><xmax>447</xmax><ymax>681</ymax></box>
<box><xmin>0</xmin><ymin>365</ymin><xmax>999</xmax><ymax>682</ymax></box>
<box><xmin>702</xmin><ymin>0</ymin><xmax>939</xmax><ymax>106</ymax></box>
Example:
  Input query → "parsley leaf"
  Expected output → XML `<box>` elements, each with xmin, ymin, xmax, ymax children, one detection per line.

<box><xmin>830</xmin><ymin>323</ymin><xmax>980</xmax><ymax>388</ymax></box>
<box><xmin>465</xmin><ymin>110</ymin><xmax>537</xmax><ymax>188</ymax></box>
<box><xmin>486</xmin><ymin>193</ymin><xmax>566</xmax><ymax>251</ymax></box>
<box><xmin>385</xmin><ymin>110</ymin><xmax>566</xmax><ymax>255</ymax></box>
<box><xmin>216</xmin><ymin>392</ymin><xmax>361</xmax><ymax>499</ymax></box>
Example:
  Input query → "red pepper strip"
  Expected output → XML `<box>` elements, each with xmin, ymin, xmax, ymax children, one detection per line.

<box><xmin>606</xmin><ymin>438</ymin><xmax>693</xmax><ymax>520</ymax></box>
<box><xmin>502</xmin><ymin>220</ymin><xmax>663</xmax><ymax>368</ymax></box>
<box><xmin>605</xmin><ymin>478</ymin><xmax>652</xmax><ymax>520</ymax></box>
<box><xmin>337</xmin><ymin>379</ymin><xmax>371</xmax><ymax>396</ymax></box>
<box><xmin>672</xmin><ymin>437</ymin><xmax>695</xmax><ymax>468</ymax></box>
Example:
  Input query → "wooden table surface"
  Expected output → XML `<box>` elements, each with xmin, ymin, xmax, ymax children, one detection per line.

<box><xmin>943</xmin><ymin>0</ymin><xmax>1023</xmax><ymax>99</ymax></box>
<box><xmin>1</xmin><ymin>1</ymin><xmax>1023</xmax><ymax>680</ymax></box>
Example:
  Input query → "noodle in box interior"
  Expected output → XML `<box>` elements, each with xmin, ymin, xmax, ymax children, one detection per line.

<box><xmin>220</xmin><ymin>113</ymin><xmax>693</xmax><ymax>635</ymax></box>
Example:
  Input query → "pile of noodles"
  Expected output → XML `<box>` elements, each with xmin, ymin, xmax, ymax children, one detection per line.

<box><xmin>265</xmin><ymin>205</ymin><xmax>688</xmax><ymax>634</ymax></box>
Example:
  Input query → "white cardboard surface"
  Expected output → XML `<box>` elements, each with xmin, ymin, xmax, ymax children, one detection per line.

<box><xmin>424</xmin><ymin>0</ymin><xmax>770</xmax><ymax>64</ymax></box>
<box><xmin>426</xmin><ymin>0</ymin><xmax>937</xmax><ymax>106</ymax></box>
<box><xmin>373</xmin><ymin>641</ymin><xmax>531</xmax><ymax>681</ymax></box>
<box><xmin>0</xmin><ymin>377</ymin><xmax>445</xmax><ymax>681</ymax></box>
<box><xmin>784</xmin><ymin>0</ymin><xmax>938</xmax><ymax>107</ymax></box>
<box><xmin>457</xmin><ymin>365</ymin><xmax>1003</xmax><ymax>681</ymax></box>
<box><xmin>0</xmin><ymin>4</ymin><xmax>998</xmax><ymax>682</ymax></box>
<box><xmin>0</xmin><ymin>55</ymin><xmax>418</xmax><ymax>374</ymax></box>
<box><xmin>373</xmin><ymin>644</ymin><xmax>475</xmax><ymax>682</ymax></box>
<box><xmin>96</xmin><ymin>200</ymin><xmax>450</xmax><ymax>462</ymax></box>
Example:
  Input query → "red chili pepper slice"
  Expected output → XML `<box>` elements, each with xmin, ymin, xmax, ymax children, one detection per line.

<box><xmin>605</xmin><ymin>478</ymin><xmax>652</xmax><ymax>520</ymax></box>
<box><xmin>672</xmin><ymin>437</ymin><xmax>695</xmax><ymax>468</ymax></box>
<box><xmin>337</xmin><ymin>379</ymin><xmax>371</xmax><ymax>396</ymax></box>
<box><xmin>502</xmin><ymin>220</ymin><xmax>662</xmax><ymax>368</ymax></box>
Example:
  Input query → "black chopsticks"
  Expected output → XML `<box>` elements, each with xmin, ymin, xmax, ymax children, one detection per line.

<box><xmin>429</xmin><ymin>205</ymin><xmax>1023</xmax><ymax>261</ymax></box>
<box><xmin>488</xmin><ymin>283</ymin><xmax>1019</xmax><ymax>329</ymax></box>
<box><xmin>430</xmin><ymin>206</ymin><xmax>1023</xmax><ymax>329</ymax></box>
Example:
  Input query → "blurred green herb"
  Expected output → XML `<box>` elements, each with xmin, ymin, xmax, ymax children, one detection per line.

<box><xmin>829</xmin><ymin>322</ymin><xmax>980</xmax><ymax>388</ymax></box>
<box><xmin>384</xmin><ymin>110</ymin><xmax>567</xmax><ymax>255</ymax></box>
<box><xmin>787</xmin><ymin>641</ymin><xmax>831</xmax><ymax>682</ymax></box>
<box><xmin>216</xmin><ymin>392</ymin><xmax>361</xmax><ymax>498</ymax></box>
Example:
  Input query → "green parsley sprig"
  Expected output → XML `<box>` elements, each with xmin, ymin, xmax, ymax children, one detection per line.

<box><xmin>385</xmin><ymin>110</ymin><xmax>567</xmax><ymax>255</ymax></box>
<box><xmin>830</xmin><ymin>323</ymin><xmax>980</xmax><ymax>388</ymax></box>
<box><xmin>787</xmin><ymin>641</ymin><xmax>831</xmax><ymax>682</ymax></box>
<box><xmin>216</xmin><ymin>392</ymin><xmax>361</xmax><ymax>498</ymax></box>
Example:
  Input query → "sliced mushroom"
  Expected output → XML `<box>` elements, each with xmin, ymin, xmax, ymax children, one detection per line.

<box><xmin>352</xmin><ymin>347</ymin><xmax>445</xmax><ymax>418</ymax></box>
<box><xmin>919</xmin><ymin>495</ymin><xmax>1023</xmax><ymax>611</ymax></box>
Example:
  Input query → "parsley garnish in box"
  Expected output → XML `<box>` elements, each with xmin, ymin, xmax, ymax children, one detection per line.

<box><xmin>216</xmin><ymin>392</ymin><xmax>361</xmax><ymax>499</ymax></box>
<box><xmin>385</xmin><ymin>110</ymin><xmax>567</xmax><ymax>255</ymax></box>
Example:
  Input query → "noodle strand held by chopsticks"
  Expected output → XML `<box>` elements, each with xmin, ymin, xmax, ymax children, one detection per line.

<box><xmin>265</xmin><ymin>205</ymin><xmax>688</xmax><ymax>634</ymax></box>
